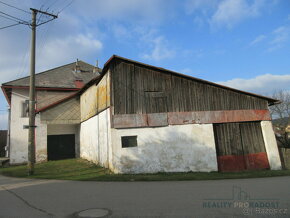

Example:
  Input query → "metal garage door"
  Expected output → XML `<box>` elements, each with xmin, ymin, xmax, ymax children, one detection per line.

<box><xmin>214</xmin><ymin>122</ymin><xmax>270</xmax><ymax>172</ymax></box>
<box><xmin>47</xmin><ymin>134</ymin><xmax>75</xmax><ymax>161</ymax></box>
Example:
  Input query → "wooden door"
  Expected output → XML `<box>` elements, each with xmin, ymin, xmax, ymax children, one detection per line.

<box><xmin>214</xmin><ymin>122</ymin><xmax>270</xmax><ymax>172</ymax></box>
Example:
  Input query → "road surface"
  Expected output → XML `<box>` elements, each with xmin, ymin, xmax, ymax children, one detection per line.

<box><xmin>0</xmin><ymin>175</ymin><xmax>289</xmax><ymax>217</ymax></box>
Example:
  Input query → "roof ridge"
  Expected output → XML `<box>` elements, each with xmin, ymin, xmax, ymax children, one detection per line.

<box><xmin>2</xmin><ymin>60</ymin><xmax>95</xmax><ymax>85</ymax></box>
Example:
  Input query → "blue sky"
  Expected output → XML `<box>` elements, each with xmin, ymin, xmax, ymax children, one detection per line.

<box><xmin>0</xmin><ymin>0</ymin><xmax>290</xmax><ymax>129</ymax></box>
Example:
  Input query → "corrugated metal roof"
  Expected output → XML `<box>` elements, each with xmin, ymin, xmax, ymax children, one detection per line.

<box><xmin>2</xmin><ymin>60</ymin><xmax>101</xmax><ymax>88</ymax></box>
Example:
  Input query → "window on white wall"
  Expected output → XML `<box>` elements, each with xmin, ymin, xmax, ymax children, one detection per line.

<box><xmin>21</xmin><ymin>100</ymin><xmax>29</xmax><ymax>117</ymax></box>
<box><xmin>121</xmin><ymin>136</ymin><xmax>137</xmax><ymax>148</ymax></box>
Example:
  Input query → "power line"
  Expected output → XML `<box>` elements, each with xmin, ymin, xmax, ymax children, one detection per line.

<box><xmin>37</xmin><ymin>17</ymin><xmax>56</xmax><ymax>27</ymax></box>
<box><xmin>38</xmin><ymin>22</ymin><xmax>53</xmax><ymax>59</ymax></box>
<box><xmin>0</xmin><ymin>10</ymin><xmax>29</xmax><ymax>24</ymax></box>
<box><xmin>18</xmin><ymin>36</ymin><xmax>31</xmax><ymax>79</ymax></box>
<box><xmin>0</xmin><ymin>13</ymin><xmax>25</xmax><ymax>24</ymax></box>
<box><xmin>0</xmin><ymin>22</ymin><xmax>21</xmax><ymax>30</ymax></box>
<box><xmin>57</xmin><ymin>0</ymin><xmax>74</xmax><ymax>14</ymax></box>
<box><xmin>0</xmin><ymin>0</ymin><xmax>30</xmax><ymax>14</ymax></box>
<box><xmin>47</xmin><ymin>0</ymin><xmax>59</xmax><ymax>11</ymax></box>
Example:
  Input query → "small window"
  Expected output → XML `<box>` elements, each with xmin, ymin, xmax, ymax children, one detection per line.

<box><xmin>21</xmin><ymin>100</ymin><xmax>29</xmax><ymax>117</ymax></box>
<box><xmin>121</xmin><ymin>136</ymin><xmax>137</xmax><ymax>148</ymax></box>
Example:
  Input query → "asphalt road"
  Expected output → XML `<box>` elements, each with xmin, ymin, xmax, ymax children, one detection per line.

<box><xmin>0</xmin><ymin>175</ymin><xmax>289</xmax><ymax>218</ymax></box>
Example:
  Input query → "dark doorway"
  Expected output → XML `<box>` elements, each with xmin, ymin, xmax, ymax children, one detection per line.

<box><xmin>214</xmin><ymin>122</ymin><xmax>270</xmax><ymax>172</ymax></box>
<box><xmin>47</xmin><ymin>134</ymin><xmax>75</xmax><ymax>161</ymax></box>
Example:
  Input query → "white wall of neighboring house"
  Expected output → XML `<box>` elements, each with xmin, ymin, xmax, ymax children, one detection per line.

<box><xmin>9</xmin><ymin>89</ymin><xmax>29</xmax><ymax>164</ymax></box>
<box><xmin>110</xmin><ymin>124</ymin><xmax>218</xmax><ymax>174</ymax></box>
<box><xmin>9</xmin><ymin>89</ymin><xmax>48</xmax><ymax>164</ymax></box>
<box><xmin>261</xmin><ymin>121</ymin><xmax>282</xmax><ymax>170</ymax></box>
<box><xmin>35</xmin><ymin>114</ymin><xmax>47</xmax><ymax>162</ymax></box>
<box><xmin>80</xmin><ymin>108</ymin><xmax>111</xmax><ymax>168</ymax></box>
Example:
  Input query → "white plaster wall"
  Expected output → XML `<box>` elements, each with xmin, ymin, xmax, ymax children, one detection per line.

<box><xmin>261</xmin><ymin>121</ymin><xmax>282</xmax><ymax>170</ymax></box>
<box><xmin>80</xmin><ymin>108</ymin><xmax>111</xmax><ymax>167</ymax></box>
<box><xmin>9</xmin><ymin>89</ymin><xmax>29</xmax><ymax>164</ymax></box>
<box><xmin>110</xmin><ymin>124</ymin><xmax>218</xmax><ymax>174</ymax></box>
<box><xmin>9</xmin><ymin>89</ymin><xmax>48</xmax><ymax>164</ymax></box>
<box><xmin>35</xmin><ymin>114</ymin><xmax>47</xmax><ymax>162</ymax></box>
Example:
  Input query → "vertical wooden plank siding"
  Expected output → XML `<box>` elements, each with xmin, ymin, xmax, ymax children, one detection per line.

<box><xmin>111</xmin><ymin>60</ymin><xmax>268</xmax><ymax>115</ymax></box>
<box><xmin>214</xmin><ymin>122</ymin><xmax>270</xmax><ymax>172</ymax></box>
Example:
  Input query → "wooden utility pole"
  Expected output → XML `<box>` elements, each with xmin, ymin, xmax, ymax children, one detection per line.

<box><xmin>27</xmin><ymin>8</ymin><xmax>57</xmax><ymax>175</ymax></box>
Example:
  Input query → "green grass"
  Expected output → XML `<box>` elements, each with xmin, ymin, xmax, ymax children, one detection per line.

<box><xmin>0</xmin><ymin>158</ymin><xmax>290</xmax><ymax>181</ymax></box>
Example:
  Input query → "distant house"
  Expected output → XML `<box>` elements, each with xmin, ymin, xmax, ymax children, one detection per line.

<box><xmin>1</xmin><ymin>55</ymin><xmax>282</xmax><ymax>173</ymax></box>
<box><xmin>1</xmin><ymin>60</ymin><xmax>100</xmax><ymax>164</ymax></box>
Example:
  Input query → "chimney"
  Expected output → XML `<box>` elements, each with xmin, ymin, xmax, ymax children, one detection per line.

<box><xmin>75</xmin><ymin>58</ymin><xmax>81</xmax><ymax>73</ymax></box>
<box><xmin>93</xmin><ymin>60</ymin><xmax>99</xmax><ymax>74</ymax></box>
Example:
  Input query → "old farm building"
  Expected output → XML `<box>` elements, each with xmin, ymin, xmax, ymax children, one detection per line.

<box><xmin>1</xmin><ymin>55</ymin><xmax>282</xmax><ymax>173</ymax></box>
<box><xmin>79</xmin><ymin>56</ymin><xmax>281</xmax><ymax>173</ymax></box>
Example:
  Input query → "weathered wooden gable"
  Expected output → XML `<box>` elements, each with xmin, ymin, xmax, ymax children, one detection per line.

<box><xmin>111</xmin><ymin>59</ymin><xmax>268</xmax><ymax>115</ymax></box>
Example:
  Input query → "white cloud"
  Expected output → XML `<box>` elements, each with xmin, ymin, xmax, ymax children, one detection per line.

<box><xmin>37</xmin><ymin>34</ymin><xmax>102</xmax><ymax>71</ymax></box>
<box><xmin>110</xmin><ymin>24</ymin><xmax>132</xmax><ymax>40</ymax></box>
<box><xmin>267</xmin><ymin>25</ymin><xmax>290</xmax><ymax>51</ymax></box>
<box><xmin>185</xmin><ymin>0</ymin><xmax>272</xmax><ymax>29</ymax></box>
<box><xmin>211</xmin><ymin>0</ymin><xmax>266</xmax><ymax>28</ymax></box>
<box><xmin>250</xmin><ymin>34</ymin><xmax>266</xmax><ymax>46</ymax></box>
<box><xmin>218</xmin><ymin>74</ymin><xmax>290</xmax><ymax>95</ymax></box>
<box><xmin>142</xmin><ymin>36</ymin><xmax>175</xmax><ymax>61</ymax></box>
<box><xmin>70</xmin><ymin>0</ymin><xmax>176</xmax><ymax>25</ymax></box>
<box><xmin>272</xmin><ymin>26</ymin><xmax>289</xmax><ymax>44</ymax></box>
<box><xmin>185</xmin><ymin>0</ymin><xmax>218</xmax><ymax>14</ymax></box>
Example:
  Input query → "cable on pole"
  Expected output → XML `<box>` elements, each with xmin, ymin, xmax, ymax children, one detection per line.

<box><xmin>0</xmin><ymin>22</ymin><xmax>21</xmax><ymax>30</ymax></box>
<box><xmin>0</xmin><ymin>0</ymin><xmax>30</xmax><ymax>14</ymax></box>
<box><xmin>57</xmin><ymin>0</ymin><xmax>74</xmax><ymax>15</ymax></box>
<box><xmin>0</xmin><ymin>10</ymin><xmax>30</xmax><ymax>24</ymax></box>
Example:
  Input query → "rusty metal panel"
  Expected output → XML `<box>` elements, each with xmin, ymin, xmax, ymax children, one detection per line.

<box><xmin>113</xmin><ymin>114</ymin><xmax>147</xmax><ymax>129</ymax></box>
<box><xmin>168</xmin><ymin>110</ymin><xmax>271</xmax><ymax>125</ymax></box>
<box><xmin>168</xmin><ymin>112</ymin><xmax>195</xmax><ymax>125</ymax></box>
<box><xmin>147</xmin><ymin>113</ymin><xmax>168</xmax><ymax>127</ymax></box>
<box><xmin>112</xmin><ymin>110</ymin><xmax>271</xmax><ymax>128</ymax></box>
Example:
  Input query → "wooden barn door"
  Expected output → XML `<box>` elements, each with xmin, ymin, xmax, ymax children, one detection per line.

<box><xmin>214</xmin><ymin>122</ymin><xmax>270</xmax><ymax>172</ymax></box>
<box><xmin>239</xmin><ymin>122</ymin><xmax>270</xmax><ymax>170</ymax></box>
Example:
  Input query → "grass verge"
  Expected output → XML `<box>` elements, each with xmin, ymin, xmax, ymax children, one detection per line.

<box><xmin>0</xmin><ymin>158</ymin><xmax>290</xmax><ymax>181</ymax></box>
